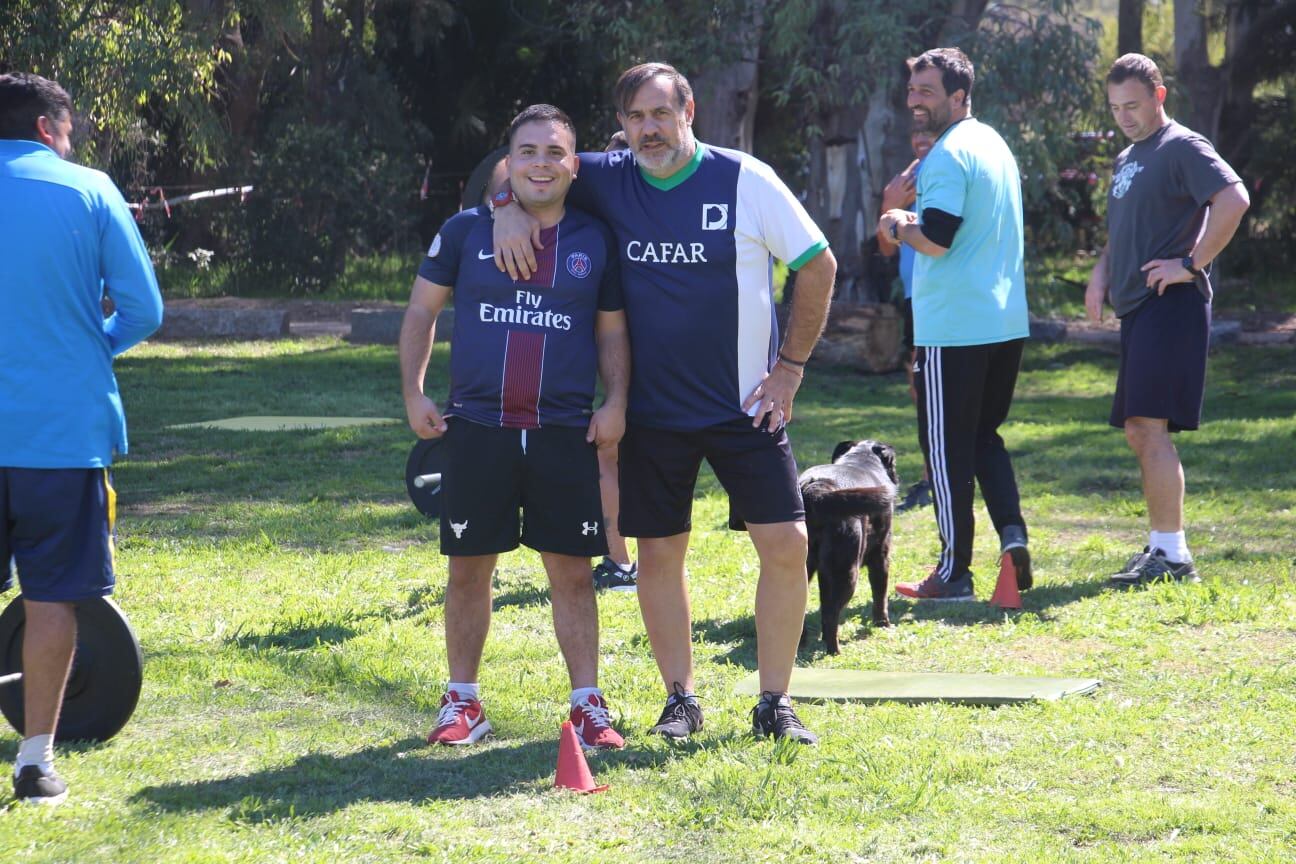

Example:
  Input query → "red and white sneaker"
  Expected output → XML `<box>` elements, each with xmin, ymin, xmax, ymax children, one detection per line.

<box><xmin>569</xmin><ymin>693</ymin><xmax>625</xmax><ymax>751</ymax></box>
<box><xmin>427</xmin><ymin>690</ymin><xmax>492</xmax><ymax>746</ymax></box>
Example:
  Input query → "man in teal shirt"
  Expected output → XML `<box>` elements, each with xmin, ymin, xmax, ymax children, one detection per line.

<box><xmin>0</xmin><ymin>72</ymin><xmax>162</xmax><ymax>805</ymax></box>
<box><xmin>878</xmin><ymin>48</ymin><xmax>1032</xmax><ymax>601</ymax></box>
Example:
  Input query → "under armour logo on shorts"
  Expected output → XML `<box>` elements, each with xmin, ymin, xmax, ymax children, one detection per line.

<box><xmin>451</xmin><ymin>520</ymin><xmax>468</xmax><ymax>539</ymax></box>
<box><xmin>582</xmin><ymin>521</ymin><xmax>599</xmax><ymax>536</ymax></box>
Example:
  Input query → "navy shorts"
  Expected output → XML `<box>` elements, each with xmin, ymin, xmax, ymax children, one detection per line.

<box><xmin>618</xmin><ymin>418</ymin><xmax>804</xmax><ymax>538</ymax></box>
<box><xmin>438</xmin><ymin>418</ymin><xmax>607</xmax><ymax>558</ymax></box>
<box><xmin>1</xmin><ymin>468</ymin><xmax>116</xmax><ymax>602</ymax></box>
<box><xmin>1110</xmin><ymin>284</ymin><xmax>1211</xmax><ymax>433</ymax></box>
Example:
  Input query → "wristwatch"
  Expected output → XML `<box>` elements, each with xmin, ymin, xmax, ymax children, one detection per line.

<box><xmin>889</xmin><ymin>221</ymin><xmax>900</xmax><ymax>242</ymax></box>
<box><xmin>1181</xmin><ymin>256</ymin><xmax>1202</xmax><ymax>276</ymax></box>
<box><xmin>488</xmin><ymin>187</ymin><xmax>513</xmax><ymax>215</ymax></box>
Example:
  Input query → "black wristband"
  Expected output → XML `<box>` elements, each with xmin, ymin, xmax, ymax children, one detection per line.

<box><xmin>777</xmin><ymin>350</ymin><xmax>807</xmax><ymax>367</ymax></box>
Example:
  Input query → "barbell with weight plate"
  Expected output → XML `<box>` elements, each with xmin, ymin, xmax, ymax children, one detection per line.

<box><xmin>405</xmin><ymin>437</ymin><xmax>446</xmax><ymax>518</ymax></box>
<box><xmin>0</xmin><ymin>594</ymin><xmax>144</xmax><ymax>743</ymax></box>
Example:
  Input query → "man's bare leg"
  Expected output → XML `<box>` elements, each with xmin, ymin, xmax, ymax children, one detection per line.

<box><xmin>22</xmin><ymin>600</ymin><xmax>77</xmax><ymax>738</ymax></box>
<box><xmin>635</xmin><ymin>533</ymin><xmax>693</xmax><ymax>692</ymax></box>
<box><xmin>541</xmin><ymin>552</ymin><xmax>598</xmax><ymax>689</ymax></box>
<box><xmin>746</xmin><ymin>521</ymin><xmax>809</xmax><ymax>694</ymax></box>
<box><xmin>445</xmin><ymin>555</ymin><xmax>497</xmax><ymax>683</ymax></box>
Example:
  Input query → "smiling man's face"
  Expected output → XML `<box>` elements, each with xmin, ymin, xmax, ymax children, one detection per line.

<box><xmin>507</xmin><ymin>120</ymin><xmax>577</xmax><ymax>210</ymax></box>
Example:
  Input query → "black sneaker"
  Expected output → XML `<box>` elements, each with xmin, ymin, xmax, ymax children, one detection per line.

<box><xmin>751</xmin><ymin>691</ymin><xmax>818</xmax><ymax>745</ymax></box>
<box><xmin>649</xmin><ymin>682</ymin><xmax>703</xmax><ymax>739</ymax></box>
<box><xmin>895</xmin><ymin>480</ymin><xmax>933</xmax><ymax>513</ymax></box>
<box><xmin>1110</xmin><ymin>547</ymin><xmax>1200</xmax><ymax>588</ymax></box>
<box><xmin>1001</xmin><ymin>525</ymin><xmax>1032</xmax><ymax>591</ymax></box>
<box><xmin>13</xmin><ymin>765</ymin><xmax>68</xmax><ymax>806</ymax></box>
<box><xmin>592</xmin><ymin>557</ymin><xmax>638</xmax><ymax>592</ymax></box>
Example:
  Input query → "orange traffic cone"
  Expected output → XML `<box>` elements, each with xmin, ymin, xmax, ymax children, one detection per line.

<box><xmin>989</xmin><ymin>551</ymin><xmax>1023</xmax><ymax>609</ymax></box>
<box><xmin>554</xmin><ymin>720</ymin><xmax>608</xmax><ymax>793</ymax></box>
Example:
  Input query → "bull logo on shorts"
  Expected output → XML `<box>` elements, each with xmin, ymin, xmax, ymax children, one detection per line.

<box><xmin>567</xmin><ymin>251</ymin><xmax>592</xmax><ymax>279</ymax></box>
<box><xmin>582</xmin><ymin>521</ymin><xmax>599</xmax><ymax>536</ymax></box>
<box><xmin>451</xmin><ymin>520</ymin><xmax>468</xmax><ymax>538</ymax></box>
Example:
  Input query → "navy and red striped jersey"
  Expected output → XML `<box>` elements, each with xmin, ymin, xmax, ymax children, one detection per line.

<box><xmin>418</xmin><ymin>206</ymin><xmax>621</xmax><ymax>429</ymax></box>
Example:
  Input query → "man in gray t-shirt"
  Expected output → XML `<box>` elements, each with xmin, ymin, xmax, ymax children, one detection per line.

<box><xmin>1085</xmin><ymin>54</ymin><xmax>1249</xmax><ymax>588</ymax></box>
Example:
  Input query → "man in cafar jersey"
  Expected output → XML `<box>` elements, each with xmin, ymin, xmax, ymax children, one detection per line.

<box><xmin>400</xmin><ymin>104</ymin><xmax>630</xmax><ymax>751</ymax></box>
<box><xmin>493</xmin><ymin>63</ymin><xmax>837</xmax><ymax>745</ymax></box>
<box><xmin>1085</xmin><ymin>54</ymin><xmax>1249</xmax><ymax>587</ymax></box>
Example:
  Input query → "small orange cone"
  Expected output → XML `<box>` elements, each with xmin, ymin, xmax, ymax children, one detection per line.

<box><xmin>989</xmin><ymin>551</ymin><xmax>1023</xmax><ymax>609</ymax></box>
<box><xmin>554</xmin><ymin>720</ymin><xmax>608</xmax><ymax>793</ymax></box>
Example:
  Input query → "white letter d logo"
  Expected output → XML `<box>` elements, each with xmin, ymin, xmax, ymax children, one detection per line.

<box><xmin>702</xmin><ymin>203</ymin><xmax>728</xmax><ymax>230</ymax></box>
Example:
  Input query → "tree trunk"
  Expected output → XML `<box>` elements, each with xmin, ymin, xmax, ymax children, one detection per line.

<box><xmin>691</xmin><ymin>0</ymin><xmax>764</xmax><ymax>152</ymax></box>
<box><xmin>308</xmin><ymin>0</ymin><xmax>328</xmax><ymax>124</ymax></box>
<box><xmin>1117</xmin><ymin>0</ymin><xmax>1144</xmax><ymax>56</ymax></box>
<box><xmin>1174</xmin><ymin>0</ymin><xmax>1222</xmax><ymax>142</ymax></box>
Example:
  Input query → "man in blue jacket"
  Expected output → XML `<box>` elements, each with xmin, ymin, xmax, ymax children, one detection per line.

<box><xmin>0</xmin><ymin>73</ymin><xmax>163</xmax><ymax>805</ymax></box>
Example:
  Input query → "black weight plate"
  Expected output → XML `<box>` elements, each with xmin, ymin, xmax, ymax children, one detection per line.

<box><xmin>460</xmin><ymin>146</ymin><xmax>509</xmax><ymax>211</ymax></box>
<box><xmin>405</xmin><ymin>437</ymin><xmax>446</xmax><ymax>518</ymax></box>
<box><xmin>0</xmin><ymin>595</ymin><xmax>143</xmax><ymax>742</ymax></box>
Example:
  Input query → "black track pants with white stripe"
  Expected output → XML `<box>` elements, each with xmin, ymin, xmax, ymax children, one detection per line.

<box><xmin>914</xmin><ymin>339</ymin><xmax>1027</xmax><ymax>582</ymax></box>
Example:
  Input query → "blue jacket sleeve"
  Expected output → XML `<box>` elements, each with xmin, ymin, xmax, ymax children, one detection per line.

<box><xmin>98</xmin><ymin>177</ymin><xmax>163</xmax><ymax>355</ymax></box>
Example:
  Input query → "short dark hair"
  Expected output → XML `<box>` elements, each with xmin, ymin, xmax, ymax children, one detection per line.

<box><xmin>1106</xmin><ymin>53</ymin><xmax>1163</xmax><ymax>94</ymax></box>
<box><xmin>614</xmin><ymin>62</ymin><xmax>693</xmax><ymax>115</ymax></box>
<box><xmin>0</xmin><ymin>72</ymin><xmax>73</xmax><ymax>140</ymax></box>
<box><xmin>908</xmin><ymin>48</ymin><xmax>975</xmax><ymax>104</ymax></box>
<box><xmin>507</xmin><ymin>103</ymin><xmax>576</xmax><ymax>149</ymax></box>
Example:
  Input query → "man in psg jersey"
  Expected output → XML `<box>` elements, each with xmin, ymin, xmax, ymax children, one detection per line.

<box><xmin>493</xmin><ymin>64</ymin><xmax>837</xmax><ymax>745</ymax></box>
<box><xmin>399</xmin><ymin>104</ymin><xmax>630</xmax><ymax>751</ymax></box>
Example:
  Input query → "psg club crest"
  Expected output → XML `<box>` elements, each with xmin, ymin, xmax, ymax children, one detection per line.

<box><xmin>566</xmin><ymin>251</ymin><xmax>592</xmax><ymax>279</ymax></box>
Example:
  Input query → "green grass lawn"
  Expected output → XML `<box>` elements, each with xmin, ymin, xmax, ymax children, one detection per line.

<box><xmin>3</xmin><ymin>338</ymin><xmax>1294</xmax><ymax>862</ymax></box>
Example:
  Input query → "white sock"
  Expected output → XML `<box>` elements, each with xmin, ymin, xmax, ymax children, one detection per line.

<box><xmin>1149</xmin><ymin>530</ymin><xmax>1191</xmax><ymax>563</ymax></box>
<box><xmin>447</xmin><ymin>682</ymin><xmax>479</xmax><ymax>700</ymax></box>
<box><xmin>16</xmin><ymin>734</ymin><xmax>54</xmax><ymax>777</ymax></box>
<box><xmin>570</xmin><ymin>686</ymin><xmax>603</xmax><ymax>707</ymax></box>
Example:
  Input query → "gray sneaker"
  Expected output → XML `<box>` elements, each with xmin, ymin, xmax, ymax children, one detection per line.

<box><xmin>1110</xmin><ymin>547</ymin><xmax>1200</xmax><ymax>588</ymax></box>
<box><xmin>649</xmin><ymin>682</ymin><xmax>703</xmax><ymax>739</ymax></box>
<box><xmin>751</xmin><ymin>691</ymin><xmax>818</xmax><ymax>745</ymax></box>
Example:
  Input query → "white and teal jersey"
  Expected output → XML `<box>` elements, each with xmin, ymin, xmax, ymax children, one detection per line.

<box><xmin>913</xmin><ymin>118</ymin><xmax>1028</xmax><ymax>347</ymax></box>
<box><xmin>569</xmin><ymin>143</ymin><xmax>828</xmax><ymax>430</ymax></box>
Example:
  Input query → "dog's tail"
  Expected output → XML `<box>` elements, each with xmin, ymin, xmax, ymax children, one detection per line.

<box><xmin>803</xmin><ymin>480</ymin><xmax>894</xmax><ymax>521</ymax></box>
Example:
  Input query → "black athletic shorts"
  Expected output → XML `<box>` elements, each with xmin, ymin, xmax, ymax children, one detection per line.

<box><xmin>438</xmin><ymin>418</ymin><xmax>607</xmax><ymax>557</ymax></box>
<box><xmin>0</xmin><ymin>467</ymin><xmax>116</xmax><ymax>602</ymax></box>
<box><xmin>618</xmin><ymin>418</ymin><xmax>804</xmax><ymax>538</ymax></box>
<box><xmin>1110</xmin><ymin>284</ymin><xmax>1210</xmax><ymax>433</ymax></box>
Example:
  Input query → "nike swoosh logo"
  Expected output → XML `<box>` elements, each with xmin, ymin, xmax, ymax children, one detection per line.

<box><xmin>572</xmin><ymin>720</ymin><xmax>586</xmax><ymax>738</ymax></box>
<box><xmin>478</xmin><ymin>249</ymin><xmax>494</xmax><ymax>260</ymax></box>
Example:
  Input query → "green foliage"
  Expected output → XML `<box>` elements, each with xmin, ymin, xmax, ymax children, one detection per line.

<box><xmin>0</xmin><ymin>0</ymin><xmax>228</xmax><ymax>176</ymax></box>
<box><xmin>968</xmin><ymin>1</ymin><xmax>1106</xmax><ymax>251</ymax></box>
<box><xmin>242</xmin><ymin>74</ymin><xmax>421</xmax><ymax>294</ymax></box>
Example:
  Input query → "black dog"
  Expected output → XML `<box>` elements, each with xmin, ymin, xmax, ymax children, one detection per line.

<box><xmin>799</xmin><ymin>440</ymin><xmax>898</xmax><ymax>654</ymax></box>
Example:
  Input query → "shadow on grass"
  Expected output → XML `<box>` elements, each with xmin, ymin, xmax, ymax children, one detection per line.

<box><xmin>133</xmin><ymin>735</ymin><xmax>702</xmax><ymax>814</ymax></box>
<box><xmin>493</xmin><ymin>583</ymin><xmax>551</xmax><ymax>610</ymax></box>
<box><xmin>694</xmin><ymin>577</ymin><xmax>1110</xmax><ymax>669</ymax></box>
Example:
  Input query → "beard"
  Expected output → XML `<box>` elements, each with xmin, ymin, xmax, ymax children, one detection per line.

<box><xmin>912</xmin><ymin>104</ymin><xmax>950</xmax><ymax>135</ymax></box>
<box><xmin>634</xmin><ymin>131</ymin><xmax>691</xmax><ymax>173</ymax></box>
